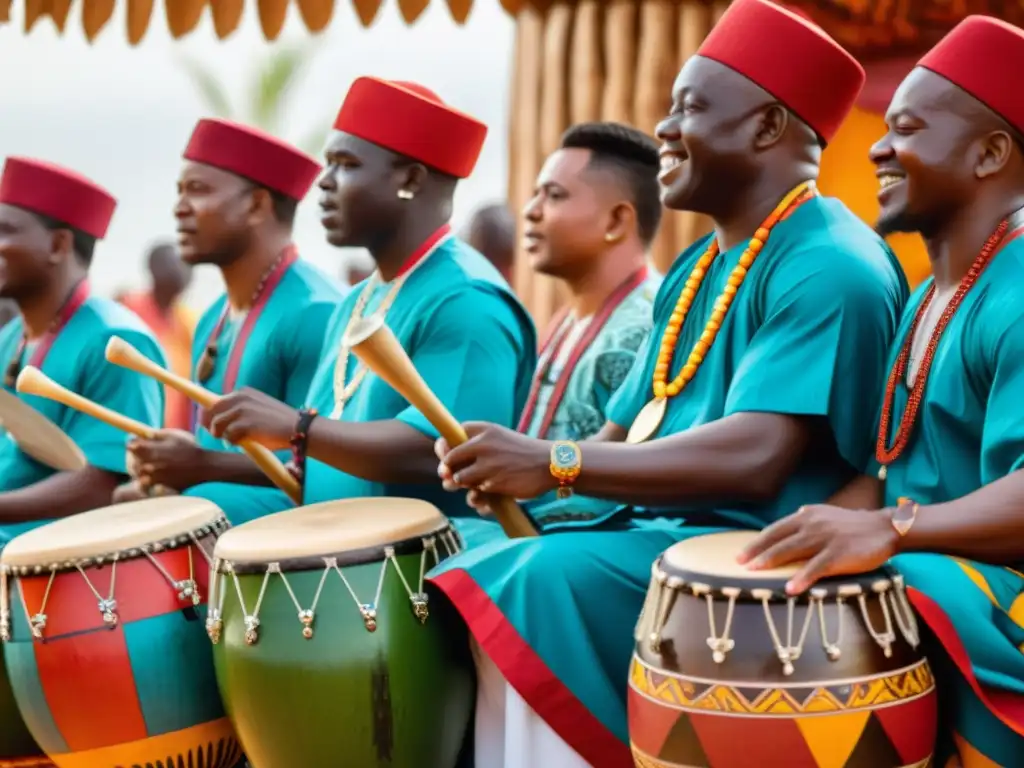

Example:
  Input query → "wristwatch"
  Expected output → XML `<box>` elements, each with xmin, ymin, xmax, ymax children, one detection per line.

<box><xmin>549</xmin><ymin>441</ymin><xmax>582</xmax><ymax>500</ymax></box>
<box><xmin>889</xmin><ymin>496</ymin><xmax>919</xmax><ymax>537</ymax></box>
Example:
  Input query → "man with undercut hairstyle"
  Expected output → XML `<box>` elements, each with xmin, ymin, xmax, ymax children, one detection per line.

<box><xmin>518</xmin><ymin>121</ymin><xmax>662</xmax><ymax>445</ymax></box>
<box><xmin>741</xmin><ymin>16</ymin><xmax>1024</xmax><ymax>767</ymax></box>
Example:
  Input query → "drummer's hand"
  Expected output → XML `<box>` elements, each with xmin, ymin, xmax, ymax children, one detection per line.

<box><xmin>434</xmin><ymin>423</ymin><xmax>555</xmax><ymax>500</ymax></box>
<box><xmin>128</xmin><ymin>429</ymin><xmax>205</xmax><ymax>490</ymax></box>
<box><xmin>735</xmin><ymin>504</ymin><xmax>900</xmax><ymax>595</ymax></box>
<box><xmin>112</xmin><ymin>480</ymin><xmax>148</xmax><ymax>504</ymax></box>
<box><xmin>201</xmin><ymin>387</ymin><xmax>297</xmax><ymax>450</ymax></box>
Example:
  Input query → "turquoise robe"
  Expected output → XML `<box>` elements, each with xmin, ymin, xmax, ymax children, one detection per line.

<box><xmin>873</xmin><ymin>235</ymin><xmax>1024</xmax><ymax>767</ymax></box>
<box><xmin>0</xmin><ymin>297</ymin><xmax>165</xmax><ymax>545</ymax></box>
<box><xmin>303</xmin><ymin>236</ymin><xmax>535</xmax><ymax>528</ymax></box>
<box><xmin>182</xmin><ymin>259</ymin><xmax>343</xmax><ymax>525</ymax></box>
<box><xmin>428</xmin><ymin>196</ymin><xmax>910</xmax><ymax>767</ymax></box>
<box><xmin>190</xmin><ymin>237</ymin><xmax>537</xmax><ymax>535</ymax></box>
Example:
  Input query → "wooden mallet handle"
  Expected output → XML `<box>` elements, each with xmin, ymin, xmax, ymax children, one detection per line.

<box><xmin>344</xmin><ymin>315</ymin><xmax>539</xmax><ymax>538</ymax></box>
<box><xmin>104</xmin><ymin>336</ymin><xmax>302</xmax><ymax>504</ymax></box>
<box><xmin>16</xmin><ymin>366</ymin><xmax>156</xmax><ymax>439</ymax></box>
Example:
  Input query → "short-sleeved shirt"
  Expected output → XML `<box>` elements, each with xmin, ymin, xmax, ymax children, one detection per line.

<box><xmin>0</xmin><ymin>296</ymin><xmax>166</xmax><ymax>542</ymax></box>
<box><xmin>302</xmin><ymin>236</ymin><xmax>537</xmax><ymax>517</ymax></box>
<box><xmin>874</xmin><ymin>233</ymin><xmax>1024</xmax><ymax>507</ymax></box>
<box><xmin>534</xmin><ymin>195</ymin><xmax>910</xmax><ymax>531</ymax></box>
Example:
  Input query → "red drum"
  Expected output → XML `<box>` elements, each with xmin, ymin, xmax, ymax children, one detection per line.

<box><xmin>1</xmin><ymin>498</ymin><xmax>242</xmax><ymax>768</ymax></box>
<box><xmin>628</xmin><ymin>531</ymin><xmax>937</xmax><ymax>768</ymax></box>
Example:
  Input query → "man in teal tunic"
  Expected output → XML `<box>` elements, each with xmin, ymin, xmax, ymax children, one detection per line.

<box><xmin>429</xmin><ymin>1</ymin><xmax>909</xmax><ymax>765</ymax></box>
<box><xmin>0</xmin><ymin>157</ymin><xmax>165</xmax><ymax>545</ymax></box>
<box><xmin>519</xmin><ymin>122</ymin><xmax>662</xmax><ymax>445</ymax></box>
<box><xmin>195</xmin><ymin>78</ymin><xmax>536</xmax><ymax>532</ymax></box>
<box><xmin>739</xmin><ymin>17</ymin><xmax>1024</xmax><ymax>768</ymax></box>
<box><xmin>117</xmin><ymin>118</ymin><xmax>343</xmax><ymax>525</ymax></box>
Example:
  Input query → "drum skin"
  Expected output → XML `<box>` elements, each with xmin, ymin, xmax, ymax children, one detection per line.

<box><xmin>628</xmin><ymin>550</ymin><xmax>937</xmax><ymax>767</ymax></box>
<box><xmin>213</xmin><ymin>545</ymin><xmax>474</xmax><ymax>768</ymax></box>
<box><xmin>4</xmin><ymin>536</ymin><xmax>242</xmax><ymax>768</ymax></box>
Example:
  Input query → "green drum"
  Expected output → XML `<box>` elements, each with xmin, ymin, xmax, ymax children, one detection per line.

<box><xmin>208</xmin><ymin>498</ymin><xmax>474</xmax><ymax>768</ymax></box>
<box><xmin>0</xmin><ymin>671</ymin><xmax>50</xmax><ymax>768</ymax></box>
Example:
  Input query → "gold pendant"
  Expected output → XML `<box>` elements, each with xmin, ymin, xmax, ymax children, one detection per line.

<box><xmin>626</xmin><ymin>397</ymin><xmax>668</xmax><ymax>444</ymax></box>
<box><xmin>878</xmin><ymin>465</ymin><xmax>887</xmax><ymax>481</ymax></box>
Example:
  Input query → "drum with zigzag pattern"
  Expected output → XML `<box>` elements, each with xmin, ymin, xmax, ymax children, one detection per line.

<box><xmin>628</xmin><ymin>531</ymin><xmax>937</xmax><ymax>768</ymax></box>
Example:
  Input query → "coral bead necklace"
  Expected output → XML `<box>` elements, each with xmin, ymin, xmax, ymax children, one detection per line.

<box><xmin>875</xmin><ymin>218</ymin><xmax>1010</xmax><ymax>480</ymax></box>
<box><xmin>625</xmin><ymin>180</ymin><xmax>817</xmax><ymax>444</ymax></box>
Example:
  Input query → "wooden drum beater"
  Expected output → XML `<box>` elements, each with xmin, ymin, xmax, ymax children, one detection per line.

<box><xmin>343</xmin><ymin>314</ymin><xmax>539</xmax><ymax>538</ymax></box>
<box><xmin>104</xmin><ymin>337</ymin><xmax>302</xmax><ymax>504</ymax></box>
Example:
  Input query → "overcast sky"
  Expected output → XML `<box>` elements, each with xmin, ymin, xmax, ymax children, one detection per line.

<box><xmin>0</xmin><ymin>2</ymin><xmax>514</xmax><ymax>307</ymax></box>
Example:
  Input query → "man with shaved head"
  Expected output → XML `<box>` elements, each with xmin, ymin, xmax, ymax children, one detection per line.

<box><xmin>739</xmin><ymin>16</ymin><xmax>1024</xmax><ymax>766</ymax></box>
<box><xmin>428</xmin><ymin>0</ymin><xmax>908</xmax><ymax>763</ymax></box>
<box><xmin>461</xmin><ymin>202</ymin><xmax>516</xmax><ymax>282</ymax></box>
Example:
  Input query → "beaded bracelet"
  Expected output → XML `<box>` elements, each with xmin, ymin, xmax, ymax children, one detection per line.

<box><xmin>289</xmin><ymin>407</ymin><xmax>319</xmax><ymax>483</ymax></box>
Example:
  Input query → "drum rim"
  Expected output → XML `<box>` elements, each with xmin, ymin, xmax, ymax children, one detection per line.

<box><xmin>1</xmin><ymin>516</ymin><xmax>229</xmax><ymax>577</ymax></box>
<box><xmin>215</xmin><ymin>519</ymin><xmax>459</xmax><ymax>575</ymax></box>
<box><xmin>653</xmin><ymin>555</ymin><xmax>902</xmax><ymax>601</ymax></box>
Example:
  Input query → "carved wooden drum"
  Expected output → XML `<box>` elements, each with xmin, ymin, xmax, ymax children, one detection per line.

<box><xmin>208</xmin><ymin>498</ymin><xmax>474</xmax><ymax>768</ymax></box>
<box><xmin>0</xmin><ymin>497</ymin><xmax>241</xmax><ymax>768</ymax></box>
<box><xmin>629</xmin><ymin>531</ymin><xmax>937</xmax><ymax>768</ymax></box>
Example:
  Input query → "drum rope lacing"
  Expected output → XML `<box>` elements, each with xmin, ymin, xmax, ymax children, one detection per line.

<box><xmin>0</xmin><ymin>520</ymin><xmax>226</xmax><ymax>642</ymax></box>
<box><xmin>205</xmin><ymin>527</ymin><xmax>463</xmax><ymax>646</ymax></box>
<box><xmin>635</xmin><ymin>560</ymin><xmax>920</xmax><ymax>676</ymax></box>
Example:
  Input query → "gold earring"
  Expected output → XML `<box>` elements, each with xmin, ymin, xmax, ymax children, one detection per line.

<box><xmin>604</xmin><ymin>232</ymin><xmax>617</xmax><ymax>243</ymax></box>
<box><xmin>398</xmin><ymin>189</ymin><xmax>414</xmax><ymax>200</ymax></box>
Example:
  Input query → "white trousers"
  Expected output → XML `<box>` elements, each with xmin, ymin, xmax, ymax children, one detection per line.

<box><xmin>472</xmin><ymin>639</ymin><xmax>594</xmax><ymax>768</ymax></box>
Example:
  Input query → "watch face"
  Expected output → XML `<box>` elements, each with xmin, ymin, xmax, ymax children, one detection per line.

<box><xmin>552</xmin><ymin>443</ymin><xmax>578</xmax><ymax>468</ymax></box>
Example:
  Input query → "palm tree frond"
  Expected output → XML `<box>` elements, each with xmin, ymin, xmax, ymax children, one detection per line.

<box><xmin>250</xmin><ymin>45</ymin><xmax>311</xmax><ymax>133</ymax></box>
<box><xmin>176</xmin><ymin>53</ymin><xmax>233</xmax><ymax>119</ymax></box>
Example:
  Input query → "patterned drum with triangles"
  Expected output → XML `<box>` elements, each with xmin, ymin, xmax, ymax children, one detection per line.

<box><xmin>628</xmin><ymin>531</ymin><xmax>937</xmax><ymax>768</ymax></box>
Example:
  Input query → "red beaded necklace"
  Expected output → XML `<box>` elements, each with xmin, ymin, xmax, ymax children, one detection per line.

<box><xmin>875</xmin><ymin>219</ymin><xmax>1009</xmax><ymax>479</ymax></box>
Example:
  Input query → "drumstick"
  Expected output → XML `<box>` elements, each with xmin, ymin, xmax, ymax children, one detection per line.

<box><xmin>104</xmin><ymin>337</ymin><xmax>302</xmax><ymax>504</ymax></box>
<box><xmin>344</xmin><ymin>315</ymin><xmax>540</xmax><ymax>539</ymax></box>
<box><xmin>16</xmin><ymin>366</ymin><xmax>156</xmax><ymax>439</ymax></box>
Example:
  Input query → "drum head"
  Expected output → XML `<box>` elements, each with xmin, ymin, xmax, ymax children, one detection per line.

<box><xmin>213</xmin><ymin>498</ymin><xmax>448</xmax><ymax>565</ymax></box>
<box><xmin>660</xmin><ymin>530</ymin><xmax>889</xmax><ymax>594</ymax></box>
<box><xmin>0</xmin><ymin>388</ymin><xmax>86</xmax><ymax>471</ymax></box>
<box><xmin>1</xmin><ymin>496</ymin><xmax>224</xmax><ymax>569</ymax></box>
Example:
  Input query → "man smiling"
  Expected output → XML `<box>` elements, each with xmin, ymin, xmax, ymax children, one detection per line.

<box><xmin>428</xmin><ymin>1</ymin><xmax>908</xmax><ymax>764</ymax></box>
<box><xmin>739</xmin><ymin>16</ymin><xmax>1024</xmax><ymax>767</ymax></box>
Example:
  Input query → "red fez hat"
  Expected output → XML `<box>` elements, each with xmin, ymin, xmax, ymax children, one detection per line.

<box><xmin>917</xmin><ymin>16</ymin><xmax>1024</xmax><ymax>135</ymax></box>
<box><xmin>696</xmin><ymin>0</ymin><xmax>865</xmax><ymax>144</ymax></box>
<box><xmin>183</xmin><ymin>118</ymin><xmax>322</xmax><ymax>201</ymax></box>
<box><xmin>333</xmin><ymin>77</ymin><xmax>488</xmax><ymax>179</ymax></box>
<box><xmin>0</xmin><ymin>157</ymin><xmax>116</xmax><ymax>239</ymax></box>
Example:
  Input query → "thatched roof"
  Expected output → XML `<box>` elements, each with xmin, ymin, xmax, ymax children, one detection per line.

<box><xmin>0</xmin><ymin>0</ymin><xmax>1019</xmax><ymax>56</ymax></box>
<box><xmin>0</xmin><ymin>0</ymin><xmax>523</xmax><ymax>43</ymax></box>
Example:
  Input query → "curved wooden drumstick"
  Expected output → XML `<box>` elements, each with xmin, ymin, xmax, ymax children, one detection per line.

<box><xmin>344</xmin><ymin>315</ymin><xmax>539</xmax><ymax>538</ymax></box>
<box><xmin>16</xmin><ymin>366</ymin><xmax>157</xmax><ymax>439</ymax></box>
<box><xmin>104</xmin><ymin>337</ymin><xmax>302</xmax><ymax>504</ymax></box>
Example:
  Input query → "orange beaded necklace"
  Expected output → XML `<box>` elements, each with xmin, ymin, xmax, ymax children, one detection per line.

<box><xmin>625</xmin><ymin>180</ymin><xmax>816</xmax><ymax>444</ymax></box>
<box><xmin>875</xmin><ymin>219</ymin><xmax>1010</xmax><ymax>480</ymax></box>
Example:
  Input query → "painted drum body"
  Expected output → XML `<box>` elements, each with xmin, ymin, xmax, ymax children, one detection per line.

<box><xmin>208</xmin><ymin>498</ymin><xmax>474</xmax><ymax>768</ymax></box>
<box><xmin>0</xmin><ymin>498</ymin><xmax>241</xmax><ymax>768</ymax></box>
<box><xmin>628</xmin><ymin>531</ymin><xmax>938</xmax><ymax>768</ymax></box>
